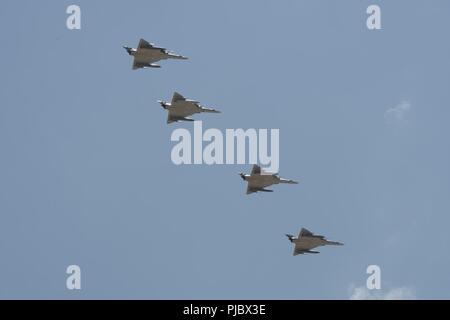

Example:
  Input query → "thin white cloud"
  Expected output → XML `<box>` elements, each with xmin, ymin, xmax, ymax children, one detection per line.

<box><xmin>349</xmin><ymin>285</ymin><xmax>416</xmax><ymax>300</ymax></box>
<box><xmin>384</xmin><ymin>101</ymin><xmax>411</xmax><ymax>123</ymax></box>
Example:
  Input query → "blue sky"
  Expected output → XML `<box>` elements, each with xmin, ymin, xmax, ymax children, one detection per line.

<box><xmin>1</xmin><ymin>0</ymin><xmax>450</xmax><ymax>299</ymax></box>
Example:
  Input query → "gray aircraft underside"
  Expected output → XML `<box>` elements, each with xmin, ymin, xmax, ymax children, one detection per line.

<box><xmin>286</xmin><ymin>228</ymin><xmax>343</xmax><ymax>255</ymax></box>
<box><xmin>123</xmin><ymin>38</ymin><xmax>187</xmax><ymax>70</ymax></box>
<box><xmin>159</xmin><ymin>92</ymin><xmax>220</xmax><ymax>124</ymax></box>
<box><xmin>240</xmin><ymin>165</ymin><xmax>298</xmax><ymax>194</ymax></box>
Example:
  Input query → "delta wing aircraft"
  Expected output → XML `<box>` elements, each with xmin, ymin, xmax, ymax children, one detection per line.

<box><xmin>158</xmin><ymin>92</ymin><xmax>220</xmax><ymax>124</ymax></box>
<box><xmin>240</xmin><ymin>165</ymin><xmax>298</xmax><ymax>195</ymax></box>
<box><xmin>123</xmin><ymin>39</ymin><xmax>187</xmax><ymax>70</ymax></box>
<box><xmin>286</xmin><ymin>228</ymin><xmax>343</xmax><ymax>255</ymax></box>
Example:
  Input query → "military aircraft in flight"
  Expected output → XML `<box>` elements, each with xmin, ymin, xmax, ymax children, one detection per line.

<box><xmin>123</xmin><ymin>38</ymin><xmax>188</xmax><ymax>70</ymax></box>
<box><xmin>286</xmin><ymin>228</ymin><xmax>343</xmax><ymax>255</ymax></box>
<box><xmin>239</xmin><ymin>165</ymin><xmax>298</xmax><ymax>195</ymax></box>
<box><xmin>158</xmin><ymin>92</ymin><xmax>220</xmax><ymax>124</ymax></box>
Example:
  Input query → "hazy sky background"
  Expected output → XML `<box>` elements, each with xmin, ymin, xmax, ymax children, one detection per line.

<box><xmin>1</xmin><ymin>0</ymin><xmax>450</xmax><ymax>299</ymax></box>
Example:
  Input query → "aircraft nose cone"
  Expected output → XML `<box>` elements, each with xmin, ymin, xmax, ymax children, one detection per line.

<box><xmin>158</xmin><ymin>100</ymin><xmax>167</xmax><ymax>109</ymax></box>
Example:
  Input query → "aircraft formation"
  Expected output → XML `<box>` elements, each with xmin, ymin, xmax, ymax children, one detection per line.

<box><xmin>123</xmin><ymin>38</ymin><xmax>343</xmax><ymax>256</ymax></box>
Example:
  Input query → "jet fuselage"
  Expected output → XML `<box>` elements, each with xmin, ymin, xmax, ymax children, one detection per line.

<box><xmin>244</xmin><ymin>174</ymin><xmax>281</xmax><ymax>188</ymax></box>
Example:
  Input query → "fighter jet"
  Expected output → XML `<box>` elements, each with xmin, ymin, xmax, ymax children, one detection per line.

<box><xmin>158</xmin><ymin>92</ymin><xmax>220</xmax><ymax>124</ymax></box>
<box><xmin>286</xmin><ymin>228</ymin><xmax>343</xmax><ymax>255</ymax></box>
<box><xmin>123</xmin><ymin>38</ymin><xmax>188</xmax><ymax>70</ymax></box>
<box><xmin>239</xmin><ymin>165</ymin><xmax>298</xmax><ymax>195</ymax></box>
